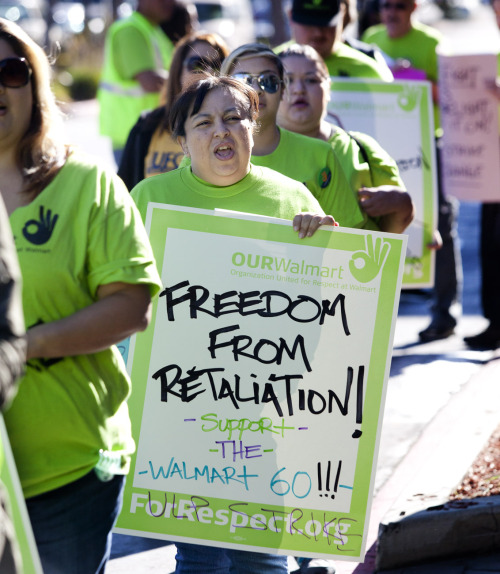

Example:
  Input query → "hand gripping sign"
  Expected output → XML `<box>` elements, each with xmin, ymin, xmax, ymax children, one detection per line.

<box><xmin>116</xmin><ymin>206</ymin><xmax>407</xmax><ymax>563</ymax></box>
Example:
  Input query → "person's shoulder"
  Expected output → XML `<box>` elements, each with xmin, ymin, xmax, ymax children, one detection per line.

<box><xmin>279</xmin><ymin>127</ymin><xmax>332</xmax><ymax>153</ymax></box>
<box><xmin>411</xmin><ymin>20</ymin><xmax>443</xmax><ymax>43</ymax></box>
<box><xmin>132</xmin><ymin>165</ymin><xmax>183</xmax><ymax>195</ymax></box>
<box><xmin>361</xmin><ymin>24</ymin><xmax>387</xmax><ymax>42</ymax></box>
<box><xmin>330</xmin><ymin>42</ymin><xmax>392</xmax><ymax>79</ymax></box>
<box><xmin>328</xmin><ymin>125</ymin><xmax>351</xmax><ymax>146</ymax></box>
<box><xmin>273</xmin><ymin>40</ymin><xmax>294</xmax><ymax>54</ymax></box>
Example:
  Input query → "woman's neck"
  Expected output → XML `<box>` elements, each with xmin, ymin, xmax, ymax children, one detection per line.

<box><xmin>251</xmin><ymin>124</ymin><xmax>281</xmax><ymax>156</ymax></box>
<box><xmin>0</xmin><ymin>153</ymin><xmax>28</xmax><ymax>215</ymax></box>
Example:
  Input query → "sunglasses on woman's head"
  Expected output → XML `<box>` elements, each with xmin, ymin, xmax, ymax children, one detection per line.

<box><xmin>233</xmin><ymin>72</ymin><xmax>281</xmax><ymax>94</ymax></box>
<box><xmin>184</xmin><ymin>56</ymin><xmax>220</xmax><ymax>73</ymax></box>
<box><xmin>0</xmin><ymin>57</ymin><xmax>32</xmax><ymax>89</ymax></box>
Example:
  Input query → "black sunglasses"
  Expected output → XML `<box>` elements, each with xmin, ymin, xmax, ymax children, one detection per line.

<box><xmin>184</xmin><ymin>56</ymin><xmax>220</xmax><ymax>73</ymax></box>
<box><xmin>0</xmin><ymin>57</ymin><xmax>32</xmax><ymax>89</ymax></box>
<box><xmin>380</xmin><ymin>2</ymin><xmax>408</xmax><ymax>9</ymax></box>
<box><xmin>233</xmin><ymin>72</ymin><xmax>281</xmax><ymax>94</ymax></box>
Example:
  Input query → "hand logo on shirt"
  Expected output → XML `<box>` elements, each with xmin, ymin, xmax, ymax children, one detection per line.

<box><xmin>349</xmin><ymin>234</ymin><xmax>390</xmax><ymax>283</ymax></box>
<box><xmin>23</xmin><ymin>206</ymin><xmax>59</xmax><ymax>245</ymax></box>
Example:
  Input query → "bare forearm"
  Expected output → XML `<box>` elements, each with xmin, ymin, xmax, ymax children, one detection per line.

<box><xmin>359</xmin><ymin>187</ymin><xmax>415</xmax><ymax>234</ymax></box>
<box><xmin>27</xmin><ymin>284</ymin><xmax>152</xmax><ymax>360</ymax></box>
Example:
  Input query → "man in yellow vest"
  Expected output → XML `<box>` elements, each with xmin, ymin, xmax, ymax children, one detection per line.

<box><xmin>98</xmin><ymin>0</ymin><xmax>175</xmax><ymax>165</ymax></box>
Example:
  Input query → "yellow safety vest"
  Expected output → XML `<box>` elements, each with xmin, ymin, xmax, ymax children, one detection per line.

<box><xmin>98</xmin><ymin>11</ymin><xmax>173</xmax><ymax>149</ymax></box>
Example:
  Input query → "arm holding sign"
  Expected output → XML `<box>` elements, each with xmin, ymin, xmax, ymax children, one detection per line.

<box><xmin>276</xmin><ymin>44</ymin><xmax>414</xmax><ymax>234</ymax></box>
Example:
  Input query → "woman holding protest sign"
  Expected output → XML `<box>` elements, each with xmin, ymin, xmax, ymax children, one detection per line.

<box><xmin>276</xmin><ymin>43</ymin><xmax>414</xmax><ymax>234</ymax></box>
<box><xmin>0</xmin><ymin>17</ymin><xmax>162</xmax><ymax>574</ymax></box>
<box><xmin>131</xmin><ymin>73</ymin><xmax>337</xmax><ymax>573</ymax></box>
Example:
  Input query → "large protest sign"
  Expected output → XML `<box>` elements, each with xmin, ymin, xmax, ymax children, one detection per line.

<box><xmin>438</xmin><ymin>52</ymin><xmax>500</xmax><ymax>202</ymax></box>
<box><xmin>0</xmin><ymin>416</ymin><xmax>43</xmax><ymax>574</ymax></box>
<box><xmin>115</xmin><ymin>205</ymin><xmax>407</xmax><ymax>562</ymax></box>
<box><xmin>328</xmin><ymin>79</ymin><xmax>437</xmax><ymax>288</ymax></box>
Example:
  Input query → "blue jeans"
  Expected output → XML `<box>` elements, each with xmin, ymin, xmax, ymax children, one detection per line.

<box><xmin>175</xmin><ymin>542</ymin><xmax>288</xmax><ymax>573</ymax></box>
<box><xmin>26</xmin><ymin>470</ymin><xmax>125</xmax><ymax>574</ymax></box>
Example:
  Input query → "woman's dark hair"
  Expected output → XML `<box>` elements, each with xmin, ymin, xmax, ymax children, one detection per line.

<box><xmin>169</xmin><ymin>74</ymin><xmax>258</xmax><ymax>139</ymax></box>
<box><xmin>164</xmin><ymin>31</ymin><xmax>230</xmax><ymax>113</ymax></box>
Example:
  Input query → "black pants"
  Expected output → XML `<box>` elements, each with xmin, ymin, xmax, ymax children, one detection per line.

<box><xmin>480</xmin><ymin>202</ymin><xmax>500</xmax><ymax>326</ymax></box>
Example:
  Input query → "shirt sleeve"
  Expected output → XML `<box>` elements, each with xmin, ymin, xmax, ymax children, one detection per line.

<box><xmin>86</xmin><ymin>170</ymin><xmax>162</xmax><ymax>297</ymax></box>
<box><xmin>351</xmin><ymin>131</ymin><xmax>405</xmax><ymax>188</ymax></box>
<box><xmin>112</xmin><ymin>25</ymin><xmax>155</xmax><ymax>80</ymax></box>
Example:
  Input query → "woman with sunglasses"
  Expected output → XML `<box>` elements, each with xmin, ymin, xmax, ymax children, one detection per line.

<box><xmin>118</xmin><ymin>30</ymin><xmax>229</xmax><ymax>190</ymax></box>
<box><xmin>277</xmin><ymin>43</ymin><xmax>414</xmax><ymax>234</ymax></box>
<box><xmin>131</xmin><ymin>73</ymin><xmax>336</xmax><ymax>574</ymax></box>
<box><xmin>219</xmin><ymin>43</ymin><xmax>365</xmax><ymax>230</ymax></box>
<box><xmin>0</xmin><ymin>18</ymin><xmax>162</xmax><ymax>574</ymax></box>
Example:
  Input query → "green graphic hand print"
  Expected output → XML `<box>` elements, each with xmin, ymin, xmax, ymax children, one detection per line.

<box><xmin>397</xmin><ymin>85</ymin><xmax>420</xmax><ymax>112</ymax></box>
<box><xmin>349</xmin><ymin>235</ymin><xmax>391</xmax><ymax>283</ymax></box>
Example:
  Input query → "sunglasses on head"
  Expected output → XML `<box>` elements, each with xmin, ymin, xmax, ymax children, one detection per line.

<box><xmin>380</xmin><ymin>2</ymin><xmax>408</xmax><ymax>9</ymax></box>
<box><xmin>184</xmin><ymin>56</ymin><xmax>220</xmax><ymax>73</ymax></box>
<box><xmin>0</xmin><ymin>57</ymin><xmax>32</xmax><ymax>89</ymax></box>
<box><xmin>233</xmin><ymin>72</ymin><xmax>281</xmax><ymax>94</ymax></box>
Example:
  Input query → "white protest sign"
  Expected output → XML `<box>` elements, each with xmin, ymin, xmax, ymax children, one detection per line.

<box><xmin>116</xmin><ymin>206</ymin><xmax>407</xmax><ymax>562</ymax></box>
<box><xmin>438</xmin><ymin>52</ymin><xmax>500</xmax><ymax>202</ymax></box>
<box><xmin>328</xmin><ymin>78</ymin><xmax>438</xmax><ymax>288</ymax></box>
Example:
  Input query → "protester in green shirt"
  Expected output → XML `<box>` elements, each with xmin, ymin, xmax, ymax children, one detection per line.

<box><xmin>0</xmin><ymin>17</ymin><xmax>162</xmax><ymax>574</ymax></box>
<box><xmin>277</xmin><ymin>43</ymin><xmax>414</xmax><ymax>234</ymax></box>
<box><xmin>362</xmin><ymin>0</ymin><xmax>462</xmax><ymax>343</ymax></box>
<box><xmin>276</xmin><ymin>0</ymin><xmax>393</xmax><ymax>81</ymax></box>
<box><xmin>98</xmin><ymin>0</ymin><xmax>174</xmax><ymax>165</ymax></box>
<box><xmin>132</xmin><ymin>74</ymin><xmax>336</xmax><ymax>574</ymax></box>
<box><xmin>219</xmin><ymin>43</ymin><xmax>365</xmax><ymax>230</ymax></box>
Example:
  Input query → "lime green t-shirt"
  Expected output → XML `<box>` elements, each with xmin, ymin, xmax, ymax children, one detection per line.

<box><xmin>177</xmin><ymin>128</ymin><xmax>365</xmax><ymax>228</ymax></box>
<box><xmin>362</xmin><ymin>21</ymin><xmax>444</xmax><ymax>130</ymax></box>
<box><xmin>329</xmin><ymin>126</ymin><xmax>405</xmax><ymax>230</ymax></box>
<box><xmin>275</xmin><ymin>40</ymin><xmax>393</xmax><ymax>81</ymax></box>
<box><xmin>251</xmin><ymin>128</ymin><xmax>364</xmax><ymax>229</ymax></box>
<box><xmin>4</xmin><ymin>151</ymin><xmax>162</xmax><ymax>499</ymax></box>
<box><xmin>132</xmin><ymin>163</ymin><xmax>326</xmax><ymax>222</ymax></box>
<box><xmin>324</xmin><ymin>41</ymin><xmax>393</xmax><ymax>81</ymax></box>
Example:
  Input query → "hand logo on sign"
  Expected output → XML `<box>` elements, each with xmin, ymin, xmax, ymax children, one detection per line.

<box><xmin>349</xmin><ymin>234</ymin><xmax>390</xmax><ymax>283</ymax></box>
<box><xmin>397</xmin><ymin>84</ymin><xmax>420</xmax><ymax>112</ymax></box>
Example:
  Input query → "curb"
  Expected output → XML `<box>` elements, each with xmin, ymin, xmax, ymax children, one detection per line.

<box><xmin>375</xmin><ymin>354</ymin><xmax>500</xmax><ymax>571</ymax></box>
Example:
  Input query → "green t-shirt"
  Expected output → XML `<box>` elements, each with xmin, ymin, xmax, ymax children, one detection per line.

<box><xmin>329</xmin><ymin>126</ymin><xmax>405</xmax><ymax>230</ymax></box>
<box><xmin>275</xmin><ymin>40</ymin><xmax>393</xmax><ymax>81</ymax></box>
<box><xmin>324</xmin><ymin>41</ymin><xmax>393</xmax><ymax>81</ymax></box>
<box><xmin>5</xmin><ymin>152</ymin><xmax>162</xmax><ymax>499</ymax></box>
<box><xmin>362</xmin><ymin>21</ymin><xmax>444</xmax><ymax>129</ymax></box>
<box><xmin>251</xmin><ymin>128</ymin><xmax>364</xmax><ymax>229</ymax></box>
<box><xmin>178</xmin><ymin>128</ymin><xmax>365</xmax><ymax>228</ymax></box>
<box><xmin>132</xmin><ymin>163</ymin><xmax>326</xmax><ymax>222</ymax></box>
